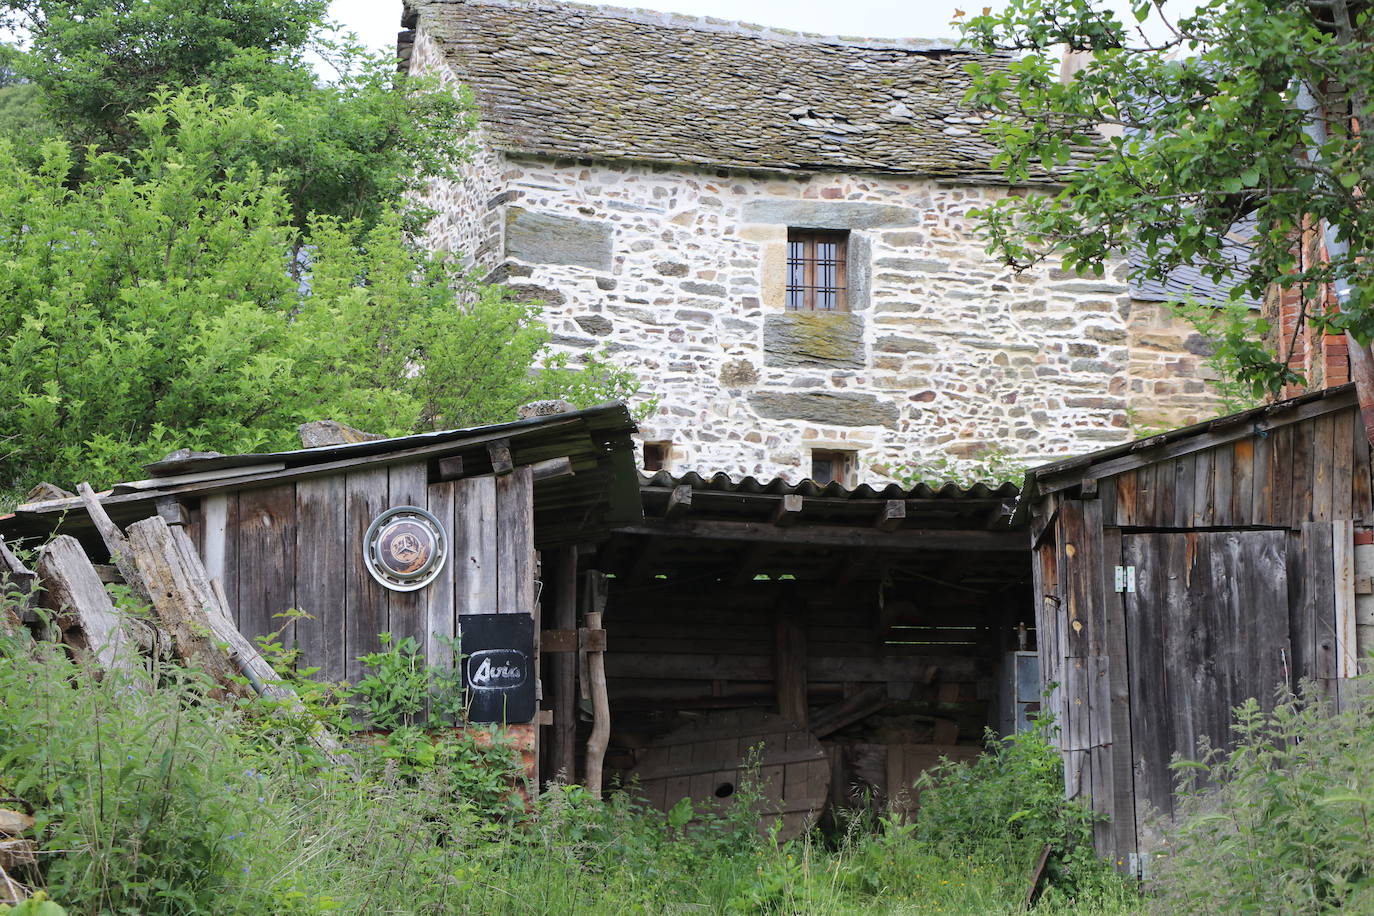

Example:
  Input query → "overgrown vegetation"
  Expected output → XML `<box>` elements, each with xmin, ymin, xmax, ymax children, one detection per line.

<box><xmin>0</xmin><ymin>0</ymin><xmax>647</xmax><ymax>498</ymax></box>
<box><xmin>0</xmin><ymin>597</ymin><xmax>1136</xmax><ymax>915</ymax></box>
<box><xmin>1150</xmin><ymin>678</ymin><xmax>1374</xmax><ymax>914</ymax></box>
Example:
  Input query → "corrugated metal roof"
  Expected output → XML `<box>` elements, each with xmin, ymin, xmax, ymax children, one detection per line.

<box><xmin>641</xmin><ymin>470</ymin><xmax>1020</xmax><ymax>500</ymax></box>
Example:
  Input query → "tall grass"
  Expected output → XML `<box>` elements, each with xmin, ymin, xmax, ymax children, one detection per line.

<box><xmin>0</xmin><ymin>614</ymin><xmax>1138</xmax><ymax>915</ymax></box>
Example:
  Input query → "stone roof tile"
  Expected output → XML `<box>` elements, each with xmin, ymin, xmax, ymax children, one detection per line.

<box><xmin>412</xmin><ymin>0</ymin><xmax>1016</xmax><ymax>179</ymax></box>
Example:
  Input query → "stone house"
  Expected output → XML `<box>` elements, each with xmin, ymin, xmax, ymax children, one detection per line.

<box><xmin>400</xmin><ymin>0</ymin><xmax>1224</xmax><ymax>484</ymax></box>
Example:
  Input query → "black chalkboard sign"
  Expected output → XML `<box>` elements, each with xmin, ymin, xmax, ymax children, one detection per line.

<box><xmin>459</xmin><ymin>613</ymin><xmax>535</xmax><ymax>724</ymax></box>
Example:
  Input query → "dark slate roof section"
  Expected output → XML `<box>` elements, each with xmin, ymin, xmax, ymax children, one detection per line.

<box><xmin>411</xmin><ymin>0</ymin><xmax>1018</xmax><ymax>179</ymax></box>
<box><xmin>1129</xmin><ymin>219</ymin><xmax>1260</xmax><ymax>308</ymax></box>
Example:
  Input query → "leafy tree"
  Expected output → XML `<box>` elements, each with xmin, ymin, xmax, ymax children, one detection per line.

<box><xmin>0</xmin><ymin>92</ymin><xmax>639</xmax><ymax>493</ymax></box>
<box><xmin>957</xmin><ymin>0</ymin><xmax>1374</xmax><ymax>408</ymax></box>
<box><xmin>0</xmin><ymin>0</ymin><xmax>472</xmax><ymax>231</ymax></box>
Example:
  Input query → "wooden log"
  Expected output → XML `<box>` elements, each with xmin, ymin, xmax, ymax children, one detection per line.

<box><xmin>0</xmin><ymin>536</ymin><xmax>37</xmax><ymax>632</ymax></box>
<box><xmin>585</xmin><ymin>608</ymin><xmax>610</xmax><ymax>799</ymax></box>
<box><xmin>36</xmin><ymin>535</ymin><xmax>155</xmax><ymax>677</ymax></box>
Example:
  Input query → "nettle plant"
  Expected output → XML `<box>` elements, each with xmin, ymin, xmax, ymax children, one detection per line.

<box><xmin>351</xmin><ymin>631</ymin><xmax>467</xmax><ymax>731</ymax></box>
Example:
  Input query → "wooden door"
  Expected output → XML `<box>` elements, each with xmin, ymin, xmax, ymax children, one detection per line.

<box><xmin>1122</xmin><ymin>530</ymin><xmax>1291</xmax><ymax>840</ymax></box>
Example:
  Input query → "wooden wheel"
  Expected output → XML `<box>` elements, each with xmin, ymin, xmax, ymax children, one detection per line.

<box><xmin>629</xmin><ymin>709</ymin><xmax>830</xmax><ymax>839</ymax></box>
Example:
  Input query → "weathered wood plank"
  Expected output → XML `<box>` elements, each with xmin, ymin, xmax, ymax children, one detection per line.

<box><xmin>613</xmin><ymin>518</ymin><xmax>1026</xmax><ymax>552</ymax></box>
<box><xmin>344</xmin><ymin>467</ymin><xmax>390</xmax><ymax>686</ymax></box>
<box><xmin>423</xmin><ymin>480</ymin><xmax>458</xmax><ymax>676</ymax></box>
<box><xmin>37</xmin><ymin>535</ymin><xmax>147</xmax><ymax>676</ymax></box>
<box><xmin>454</xmin><ymin>475</ymin><xmax>498</xmax><ymax>616</ymax></box>
<box><xmin>1099</xmin><ymin>526</ymin><xmax>1136</xmax><ymax>865</ymax></box>
<box><xmin>1192</xmin><ymin>448</ymin><xmax>1215</xmax><ymax>527</ymax></box>
<box><xmin>1114</xmin><ymin>470</ymin><xmax>1137</xmax><ymax>528</ymax></box>
<box><xmin>1134</xmin><ymin>463</ymin><xmax>1156</xmax><ymax>527</ymax></box>
<box><xmin>809</xmin><ymin>685</ymin><xmax>887</xmax><ymax>738</ymax></box>
<box><xmin>386</xmin><ymin>462</ymin><xmax>429</xmax><ymax>651</ymax></box>
<box><xmin>1212</xmin><ymin>445</ymin><xmax>1234</xmax><ymax>528</ymax></box>
<box><xmin>1250</xmin><ymin>429</ymin><xmax>1274</xmax><ymax>527</ymax></box>
<box><xmin>1351</xmin><ymin>408</ymin><xmax>1374</xmax><ymax>524</ymax></box>
<box><xmin>1333</xmin><ymin>520</ymin><xmax>1358</xmax><ymax>685</ymax></box>
<box><xmin>1270</xmin><ymin>424</ymin><xmax>1295</xmax><ymax>527</ymax></box>
<box><xmin>294</xmin><ymin>475</ymin><xmax>347</xmax><ymax>683</ymax></box>
<box><xmin>1333</xmin><ymin>411</ymin><xmax>1354</xmax><ymax>522</ymax></box>
<box><xmin>1058</xmin><ymin>501</ymin><xmax>1094</xmax><ymax>659</ymax></box>
<box><xmin>605</xmin><ymin>653</ymin><xmax>983</xmax><ymax>683</ymax></box>
<box><xmin>236</xmin><ymin>483</ymin><xmax>297</xmax><ymax>647</ymax></box>
<box><xmin>1230</xmin><ymin>438</ymin><xmax>1255</xmax><ymax>526</ymax></box>
<box><xmin>1124</xmin><ymin>533</ymin><xmax>1177</xmax><ymax>834</ymax></box>
<box><xmin>1293</xmin><ymin>417</ymin><xmax>1315</xmax><ymax>523</ymax></box>
<box><xmin>1311</xmin><ymin>412</ymin><xmax>1335</xmax><ymax>523</ymax></box>
<box><xmin>496</xmin><ymin>466</ymin><xmax>535</xmax><ymax>615</ymax></box>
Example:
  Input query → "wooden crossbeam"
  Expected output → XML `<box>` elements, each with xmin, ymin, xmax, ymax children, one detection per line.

<box><xmin>615</xmin><ymin>518</ymin><xmax>1026</xmax><ymax>552</ymax></box>
<box><xmin>665</xmin><ymin>485</ymin><xmax>692</xmax><ymax>520</ymax></box>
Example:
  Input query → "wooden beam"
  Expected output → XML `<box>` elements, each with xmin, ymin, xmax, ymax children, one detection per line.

<box><xmin>773</xmin><ymin>494</ymin><xmax>804</xmax><ymax>526</ymax></box>
<box><xmin>875</xmin><ymin>499</ymin><xmax>905</xmax><ymax>531</ymax></box>
<box><xmin>614</xmin><ymin>518</ymin><xmax>1026</xmax><ymax>552</ymax></box>
<box><xmin>605</xmin><ymin>652</ymin><xmax>982</xmax><ymax>682</ymax></box>
<box><xmin>488</xmin><ymin>438</ymin><xmax>514</xmax><ymax>475</ymax></box>
<box><xmin>154</xmin><ymin>496</ymin><xmax>188</xmax><ymax>527</ymax></box>
<box><xmin>809</xmin><ymin>684</ymin><xmax>887</xmax><ymax>738</ymax></box>
<box><xmin>774</xmin><ymin>597</ymin><xmax>808</xmax><ymax>726</ymax></box>
<box><xmin>436</xmin><ymin>455</ymin><xmax>464</xmax><ymax>481</ymax></box>
<box><xmin>665</xmin><ymin>485</ymin><xmax>692</xmax><ymax>520</ymax></box>
<box><xmin>531</xmin><ymin>456</ymin><xmax>574</xmax><ymax>482</ymax></box>
<box><xmin>36</xmin><ymin>535</ymin><xmax>156</xmax><ymax>677</ymax></box>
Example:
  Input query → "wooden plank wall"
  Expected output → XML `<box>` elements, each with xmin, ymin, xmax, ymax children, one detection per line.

<box><xmin>195</xmin><ymin>464</ymin><xmax>536</xmax><ymax>689</ymax></box>
<box><xmin>1104</xmin><ymin>405</ymin><xmax>1373</xmax><ymax>530</ymax></box>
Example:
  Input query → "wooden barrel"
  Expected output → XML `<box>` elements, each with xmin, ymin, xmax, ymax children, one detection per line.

<box><xmin>629</xmin><ymin>708</ymin><xmax>830</xmax><ymax>839</ymax></box>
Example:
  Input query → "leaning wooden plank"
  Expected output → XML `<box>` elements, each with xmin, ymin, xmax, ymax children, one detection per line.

<box><xmin>809</xmin><ymin>684</ymin><xmax>887</xmax><ymax>738</ymax></box>
<box><xmin>122</xmin><ymin>517</ymin><xmax>252</xmax><ymax>699</ymax></box>
<box><xmin>77</xmin><ymin>482</ymin><xmax>155</xmax><ymax>609</ymax></box>
<box><xmin>36</xmin><ymin>535</ymin><xmax>151</xmax><ymax>677</ymax></box>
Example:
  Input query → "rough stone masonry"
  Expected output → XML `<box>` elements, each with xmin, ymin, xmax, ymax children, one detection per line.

<box><xmin>405</xmin><ymin>0</ymin><xmax>1224</xmax><ymax>484</ymax></box>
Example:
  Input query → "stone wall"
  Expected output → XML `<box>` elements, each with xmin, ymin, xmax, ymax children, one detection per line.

<box><xmin>414</xmin><ymin>28</ymin><xmax>1225</xmax><ymax>485</ymax></box>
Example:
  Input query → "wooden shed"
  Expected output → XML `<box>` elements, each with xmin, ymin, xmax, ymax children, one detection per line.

<box><xmin>1016</xmin><ymin>383</ymin><xmax>1374</xmax><ymax>871</ymax></box>
<box><xmin>3</xmin><ymin>403</ymin><xmax>642</xmax><ymax>782</ymax></box>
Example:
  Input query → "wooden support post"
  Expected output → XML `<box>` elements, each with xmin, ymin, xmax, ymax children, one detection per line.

<box><xmin>773</xmin><ymin>594</ymin><xmax>809</xmax><ymax>726</ymax></box>
<box><xmin>553</xmin><ymin>547</ymin><xmax>578</xmax><ymax>783</ymax></box>
<box><xmin>583</xmin><ymin>571</ymin><xmax>609</xmax><ymax>798</ymax></box>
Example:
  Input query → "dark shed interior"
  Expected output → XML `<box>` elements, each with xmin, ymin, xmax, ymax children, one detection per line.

<box><xmin>571</xmin><ymin>471</ymin><xmax>1031</xmax><ymax>834</ymax></box>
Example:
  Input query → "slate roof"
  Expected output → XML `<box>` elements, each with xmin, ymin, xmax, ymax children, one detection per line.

<box><xmin>409</xmin><ymin>0</ymin><xmax>1018</xmax><ymax>179</ymax></box>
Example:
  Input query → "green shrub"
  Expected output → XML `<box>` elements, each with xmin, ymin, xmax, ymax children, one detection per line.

<box><xmin>911</xmin><ymin>721</ymin><xmax>1126</xmax><ymax>903</ymax></box>
<box><xmin>1151</xmin><ymin>676</ymin><xmax>1374</xmax><ymax>914</ymax></box>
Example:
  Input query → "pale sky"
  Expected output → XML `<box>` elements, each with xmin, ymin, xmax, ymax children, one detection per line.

<box><xmin>329</xmin><ymin>0</ymin><xmax>1168</xmax><ymax>54</ymax></box>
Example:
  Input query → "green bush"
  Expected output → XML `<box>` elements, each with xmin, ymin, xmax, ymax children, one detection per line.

<box><xmin>912</xmin><ymin>722</ymin><xmax>1126</xmax><ymax>904</ymax></box>
<box><xmin>1151</xmin><ymin>675</ymin><xmax>1374</xmax><ymax>914</ymax></box>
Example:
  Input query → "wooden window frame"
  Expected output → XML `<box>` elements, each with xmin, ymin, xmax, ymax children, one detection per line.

<box><xmin>810</xmin><ymin>448</ymin><xmax>856</xmax><ymax>486</ymax></box>
<box><xmin>786</xmin><ymin>229</ymin><xmax>849</xmax><ymax>312</ymax></box>
<box><xmin>643</xmin><ymin>441</ymin><xmax>670</xmax><ymax>472</ymax></box>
